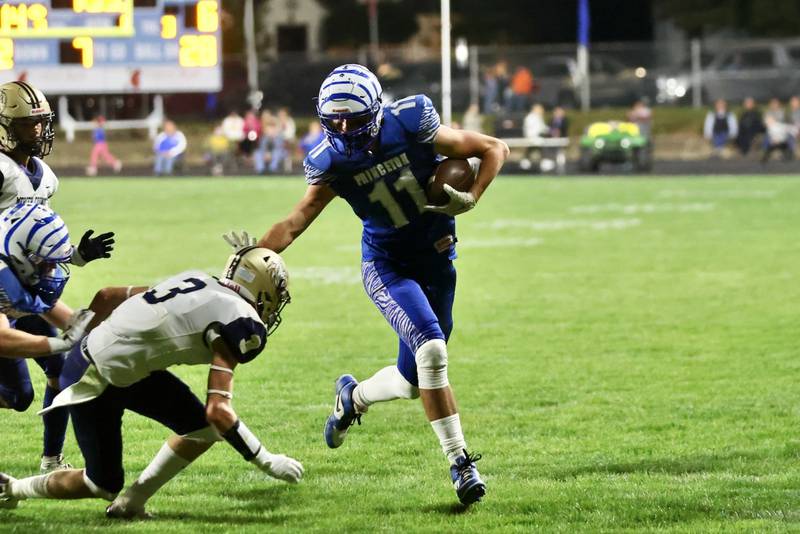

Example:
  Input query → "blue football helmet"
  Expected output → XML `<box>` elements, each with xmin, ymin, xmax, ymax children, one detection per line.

<box><xmin>0</xmin><ymin>202</ymin><xmax>72</xmax><ymax>303</ymax></box>
<box><xmin>316</xmin><ymin>64</ymin><xmax>383</xmax><ymax>155</ymax></box>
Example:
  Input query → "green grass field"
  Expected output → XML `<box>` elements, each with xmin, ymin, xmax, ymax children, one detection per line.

<box><xmin>2</xmin><ymin>175</ymin><xmax>799</xmax><ymax>532</ymax></box>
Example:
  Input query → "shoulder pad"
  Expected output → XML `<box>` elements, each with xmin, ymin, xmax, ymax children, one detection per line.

<box><xmin>218</xmin><ymin>316</ymin><xmax>267</xmax><ymax>363</ymax></box>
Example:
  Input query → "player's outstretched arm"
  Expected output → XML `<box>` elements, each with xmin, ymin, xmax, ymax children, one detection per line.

<box><xmin>0</xmin><ymin>309</ymin><xmax>94</xmax><ymax>358</ymax></box>
<box><xmin>433</xmin><ymin>125</ymin><xmax>509</xmax><ymax>202</ymax></box>
<box><xmin>258</xmin><ymin>184</ymin><xmax>336</xmax><ymax>253</ymax></box>
<box><xmin>204</xmin><ymin>341</ymin><xmax>304</xmax><ymax>483</ymax></box>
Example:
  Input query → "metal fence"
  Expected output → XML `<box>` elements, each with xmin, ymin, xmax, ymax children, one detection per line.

<box><xmin>253</xmin><ymin>37</ymin><xmax>800</xmax><ymax>118</ymax></box>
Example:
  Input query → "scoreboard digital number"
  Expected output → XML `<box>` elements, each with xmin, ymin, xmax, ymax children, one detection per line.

<box><xmin>0</xmin><ymin>0</ymin><xmax>221</xmax><ymax>94</ymax></box>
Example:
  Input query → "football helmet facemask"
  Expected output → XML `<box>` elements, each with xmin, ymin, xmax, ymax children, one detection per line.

<box><xmin>221</xmin><ymin>246</ymin><xmax>290</xmax><ymax>335</ymax></box>
<box><xmin>0</xmin><ymin>81</ymin><xmax>55</xmax><ymax>158</ymax></box>
<box><xmin>316</xmin><ymin>64</ymin><xmax>383</xmax><ymax>155</ymax></box>
<box><xmin>0</xmin><ymin>203</ymin><xmax>72</xmax><ymax>303</ymax></box>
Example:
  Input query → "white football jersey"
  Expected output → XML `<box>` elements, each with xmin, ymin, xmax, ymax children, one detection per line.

<box><xmin>0</xmin><ymin>152</ymin><xmax>59</xmax><ymax>210</ymax></box>
<box><xmin>86</xmin><ymin>270</ymin><xmax>268</xmax><ymax>388</ymax></box>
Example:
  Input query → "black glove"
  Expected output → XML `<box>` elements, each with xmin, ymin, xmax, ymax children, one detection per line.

<box><xmin>74</xmin><ymin>229</ymin><xmax>115</xmax><ymax>265</ymax></box>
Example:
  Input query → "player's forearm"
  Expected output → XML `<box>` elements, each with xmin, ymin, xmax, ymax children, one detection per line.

<box><xmin>0</xmin><ymin>327</ymin><xmax>56</xmax><ymax>358</ymax></box>
<box><xmin>471</xmin><ymin>138</ymin><xmax>509</xmax><ymax>201</ymax></box>
<box><xmin>43</xmin><ymin>300</ymin><xmax>74</xmax><ymax>330</ymax></box>
<box><xmin>258</xmin><ymin>221</ymin><xmax>296</xmax><ymax>253</ymax></box>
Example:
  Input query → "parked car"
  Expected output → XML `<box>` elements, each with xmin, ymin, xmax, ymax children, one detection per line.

<box><xmin>655</xmin><ymin>43</ymin><xmax>800</xmax><ymax>105</ymax></box>
<box><xmin>531</xmin><ymin>54</ymin><xmax>651</xmax><ymax>108</ymax></box>
<box><xmin>579</xmin><ymin>121</ymin><xmax>652</xmax><ymax>173</ymax></box>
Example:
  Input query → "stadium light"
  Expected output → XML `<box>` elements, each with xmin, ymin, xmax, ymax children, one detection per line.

<box><xmin>455</xmin><ymin>37</ymin><xmax>469</xmax><ymax>69</ymax></box>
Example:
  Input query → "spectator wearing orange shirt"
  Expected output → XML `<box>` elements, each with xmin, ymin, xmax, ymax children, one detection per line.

<box><xmin>510</xmin><ymin>66</ymin><xmax>535</xmax><ymax>112</ymax></box>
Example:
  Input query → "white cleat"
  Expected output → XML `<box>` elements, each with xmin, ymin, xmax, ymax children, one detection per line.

<box><xmin>0</xmin><ymin>473</ymin><xmax>19</xmax><ymax>509</ymax></box>
<box><xmin>40</xmin><ymin>454</ymin><xmax>73</xmax><ymax>474</ymax></box>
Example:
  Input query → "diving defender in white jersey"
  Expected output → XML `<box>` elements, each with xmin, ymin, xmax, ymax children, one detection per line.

<box><xmin>258</xmin><ymin>64</ymin><xmax>509</xmax><ymax>505</ymax></box>
<box><xmin>0</xmin><ymin>241</ymin><xmax>302</xmax><ymax>517</ymax></box>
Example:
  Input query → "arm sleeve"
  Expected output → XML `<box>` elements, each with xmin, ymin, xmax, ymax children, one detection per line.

<box><xmin>0</xmin><ymin>266</ymin><xmax>53</xmax><ymax>315</ymax></box>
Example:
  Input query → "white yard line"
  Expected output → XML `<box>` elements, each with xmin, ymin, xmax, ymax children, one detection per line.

<box><xmin>569</xmin><ymin>203</ymin><xmax>715</xmax><ymax>214</ymax></box>
<box><xmin>490</xmin><ymin>218</ymin><xmax>642</xmax><ymax>231</ymax></box>
<box><xmin>657</xmin><ymin>189</ymin><xmax>778</xmax><ymax>199</ymax></box>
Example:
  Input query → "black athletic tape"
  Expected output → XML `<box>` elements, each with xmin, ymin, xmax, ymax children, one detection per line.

<box><xmin>221</xmin><ymin>419</ymin><xmax>260</xmax><ymax>461</ymax></box>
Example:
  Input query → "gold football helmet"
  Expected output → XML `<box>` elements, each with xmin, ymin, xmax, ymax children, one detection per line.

<box><xmin>221</xmin><ymin>246</ymin><xmax>291</xmax><ymax>334</ymax></box>
<box><xmin>0</xmin><ymin>81</ymin><xmax>55</xmax><ymax>157</ymax></box>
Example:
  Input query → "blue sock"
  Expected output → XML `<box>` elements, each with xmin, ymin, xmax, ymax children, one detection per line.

<box><xmin>42</xmin><ymin>385</ymin><xmax>68</xmax><ymax>457</ymax></box>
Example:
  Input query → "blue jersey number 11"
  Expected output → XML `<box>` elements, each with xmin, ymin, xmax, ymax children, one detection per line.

<box><xmin>367</xmin><ymin>171</ymin><xmax>428</xmax><ymax>228</ymax></box>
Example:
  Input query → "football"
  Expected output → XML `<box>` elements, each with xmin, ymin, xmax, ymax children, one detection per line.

<box><xmin>426</xmin><ymin>158</ymin><xmax>476</xmax><ymax>205</ymax></box>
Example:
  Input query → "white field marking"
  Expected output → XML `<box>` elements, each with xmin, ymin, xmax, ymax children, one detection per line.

<box><xmin>458</xmin><ymin>237</ymin><xmax>544</xmax><ymax>249</ymax></box>
<box><xmin>657</xmin><ymin>188</ymin><xmax>778</xmax><ymax>199</ymax></box>
<box><xmin>569</xmin><ymin>203</ymin><xmax>715</xmax><ymax>214</ymax></box>
<box><xmin>292</xmin><ymin>266</ymin><xmax>362</xmax><ymax>285</ymax></box>
<box><xmin>489</xmin><ymin>218</ymin><xmax>642</xmax><ymax>231</ymax></box>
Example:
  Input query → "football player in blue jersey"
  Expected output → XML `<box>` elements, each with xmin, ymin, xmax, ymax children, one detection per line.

<box><xmin>0</xmin><ymin>203</ymin><xmax>96</xmax><ymax>471</ymax></box>
<box><xmin>0</xmin><ymin>81</ymin><xmax>115</xmax><ymax>473</ymax></box>
<box><xmin>258</xmin><ymin>64</ymin><xmax>509</xmax><ymax>505</ymax></box>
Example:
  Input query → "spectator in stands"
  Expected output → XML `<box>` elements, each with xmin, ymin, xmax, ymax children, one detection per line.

<box><xmin>254</xmin><ymin>111</ymin><xmax>286</xmax><ymax>174</ymax></box>
<box><xmin>203</xmin><ymin>125</ymin><xmax>231</xmax><ymax>176</ymax></box>
<box><xmin>764</xmin><ymin>97</ymin><xmax>786</xmax><ymax>123</ymax></box>
<box><xmin>86</xmin><ymin>115</ymin><xmax>122</xmax><ymax>176</ymax></box>
<box><xmin>509</xmin><ymin>65</ymin><xmax>535</xmax><ymax>112</ymax></box>
<box><xmin>221</xmin><ymin>110</ymin><xmax>245</xmax><ymax>149</ymax></box>
<box><xmin>520</xmin><ymin>103</ymin><xmax>548</xmax><ymax>170</ymax></box>
<box><xmin>627</xmin><ymin>99</ymin><xmax>653</xmax><ymax>138</ymax></box>
<box><xmin>240</xmin><ymin>110</ymin><xmax>261</xmax><ymax>159</ymax></box>
<box><xmin>495</xmin><ymin>61</ymin><xmax>510</xmax><ymax>111</ymax></box>
<box><xmin>462</xmin><ymin>103</ymin><xmax>483</xmax><ymax>132</ymax></box>
<box><xmin>703</xmin><ymin>99</ymin><xmax>737</xmax><ymax>157</ymax></box>
<box><xmin>762</xmin><ymin>115</ymin><xmax>797</xmax><ymax>163</ymax></box>
<box><xmin>790</xmin><ymin>96</ymin><xmax>800</xmax><ymax>128</ymax></box>
<box><xmin>523</xmin><ymin>104</ymin><xmax>548</xmax><ymax>139</ymax></box>
<box><xmin>549</xmin><ymin>106</ymin><xmax>569</xmax><ymax>138</ymax></box>
<box><xmin>299</xmin><ymin>122</ymin><xmax>324</xmax><ymax>157</ymax></box>
<box><xmin>735</xmin><ymin>97</ymin><xmax>764</xmax><ymax>156</ymax></box>
<box><xmin>277</xmin><ymin>108</ymin><xmax>296</xmax><ymax>171</ymax></box>
<box><xmin>482</xmin><ymin>66</ymin><xmax>499</xmax><ymax>114</ymax></box>
<box><xmin>789</xmin><ymin>96</ymin><xmax>800</xmax><ymax>149</ymax></box>
<box><xmin>153</xmin><ymin>120</ymin><xmax>187</xmax><ymax>176</ymax></box>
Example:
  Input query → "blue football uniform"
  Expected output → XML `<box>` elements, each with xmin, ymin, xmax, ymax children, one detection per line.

<box><xmin>304</xmin><ymin>94</ymin><xmax>457</xmax><ymax>385</ymax></box>
<box><xmin>0</xmin><ymin>258</ymin><xmax>68</xmax><ymax>457</ymax></box>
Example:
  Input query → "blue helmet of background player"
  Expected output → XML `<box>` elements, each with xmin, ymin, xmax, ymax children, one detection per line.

<box><xmin>0</xmin><ymin>81</ymin><xmax>56</xmax><ymax>158</ymax></box>
<box><xmin>316</xmin><ymin>64</ymin><xmax>383</xmax><ymax>155</ymax></box>
<box><xmin>0</xmin><ymin>203</ymin><xmax>72</xmax><ymax>303</ymax></box>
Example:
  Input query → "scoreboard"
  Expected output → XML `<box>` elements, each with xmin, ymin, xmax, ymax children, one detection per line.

<box><xmin>0</xmin><ymin>0</ymin><xmax>221</xmax><ymax>94</ymax></box>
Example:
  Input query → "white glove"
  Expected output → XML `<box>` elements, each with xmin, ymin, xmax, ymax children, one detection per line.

<box><xmin>251</xmin><ymin>449</ymin><xmax>304</xmax><ymax>483</ymax></box>
<box><xmin>423</xmin><ymin>184</ymin><xmax>477</xmax><ymax>216</ymax></box>
<box><xmin>46</xmin><ymin>308</ymin><xmax>95</xmax><ymax>354</ymax></box>
<box><xmin>222</xmin><ymin>230</ymin><xmax>257</xmax><ymax>252</ymax></box>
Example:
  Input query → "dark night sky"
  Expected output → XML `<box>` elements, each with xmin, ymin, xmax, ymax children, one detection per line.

<box><xmin>448</xmin><ymin>0</ymin><xmax>654</xmax><ymax>45</ymax></box>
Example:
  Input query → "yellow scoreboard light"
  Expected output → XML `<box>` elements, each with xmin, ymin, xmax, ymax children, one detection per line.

<box><xmin>0</xmin><ymin>1</ymin><xmax>134</xmax><ymax>39</ymax></box>
<box><xmin>2</xmin><ymin>1</ymin><xmax>222</xmax><ymax>94</ymax></box>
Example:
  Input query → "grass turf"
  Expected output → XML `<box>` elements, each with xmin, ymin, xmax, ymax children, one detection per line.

<box><xmin>1</xmin><ymin>175</ymin><xmax>799</xmax><ymax>532</ymax></box>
